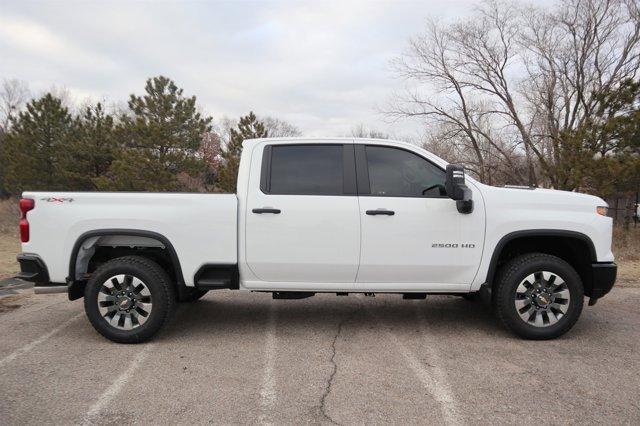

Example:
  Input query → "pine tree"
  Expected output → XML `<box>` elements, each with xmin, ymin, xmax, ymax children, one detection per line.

<box><xmin>588</xmin><ymin>80</ymin><xmax>640</xmax><ymax>199</ymax></box>
<box><xmin>216</xmin><ymin>112</ymin><xmax>267</xmax><ymax>192</ymax></box>
<box><xmin>62</xmin><ymin>103</ymin><xmax>117</xmax><ymax>190</ymax></box>
<box><xmin>562</xmin><ymin>79</ymin><xmax>640</xmax><ymax>197</ymax></box>
<box><xmin>0</xmin><ymin>93</ymin><xmax>73</xmax><ymax>193</ymax></box>
<box><xmin>97</xmin><ymin>76</ymin><xmax>212</xmax><ymax>191</ymax></box>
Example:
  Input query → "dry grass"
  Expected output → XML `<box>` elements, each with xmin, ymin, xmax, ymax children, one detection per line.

<box><xmin>0</xmin><ymin>200</ymin><xmax>19</xmax><ymax>279</ymax></box>
<box><xmin>0</xmin><ymin>199</ymin><xmax>18</xmax><ymax>235</ymax></box>
<box><xmin>0</xmin><ymin>200</ymin><xmax>20</xmax><ymax>279</ymax></box>
<box><xmin>0</xmin><ymin>233</ymin><xmax>19</xmax><ymax>279</ymax></box>
<box><xmin>612</xmin><ymin>225</ymin><xmax>640</xmax><ymax>262</ymax></box>
<box><xmin>613</xmin><ymin>226</ymin><xmax>640</xmax><ymax>285</ymax></box>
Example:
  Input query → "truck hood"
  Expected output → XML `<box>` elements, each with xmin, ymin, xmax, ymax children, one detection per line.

<box><xmin>478</xmin><ymin>184</ymin><xmax>607</xmax><ymax>212</ymax></box>
<box><xmin>506</xmin><ymin>186</ymin><xmax>604</xmax><ymax>205</ymax></box>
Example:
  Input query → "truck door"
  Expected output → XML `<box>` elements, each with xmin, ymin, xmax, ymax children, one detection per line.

<box><xmin>244</xmin><ymin>142</ymin><xmax>360</xmax><ymax>286</ymax></box>
<box><xmin>354</xmin><ymin>144</ymin><xmax>485</xmax><ymax>291</ymax></box>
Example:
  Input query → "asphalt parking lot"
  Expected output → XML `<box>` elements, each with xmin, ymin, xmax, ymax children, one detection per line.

<box><xmin>1</xmin><ymin>281</ymin><xmax>639</xmax><ymax>425</ymax></box>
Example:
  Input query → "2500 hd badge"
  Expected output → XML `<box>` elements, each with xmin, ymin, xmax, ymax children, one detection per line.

<box><xmin>432</xmin><ymin>243</ymin><xmax>476</xmax><ymax>248</ymax></box>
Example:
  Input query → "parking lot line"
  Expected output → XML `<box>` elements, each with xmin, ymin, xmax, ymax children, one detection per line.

<box><xmin>0</xmin><ymin>312</ymin><xmax>83</xmax><ymax>367</ymax></box>
<box><xmin>259</xmin><ymin>302</ymin><xmax>277</xmax><ymax>425</ymax></box>
<box><xmin>361</xmin><ymin>297</ymin><xmax>463</xmax><ymax>426</ymax></box>
<box><xmin>83</xmin><ymin>343</ymin><xmax>155</xmax><ymax>424</ymax></box>
<box><xmin>382</xmin><ymin>323</ymin><xmax>462</xmax><ymax>425</ymax></box>
<box><xmin>410</xmin><ymin>304</ymin><xmax>464</xmax><ymax>426</ymax></box>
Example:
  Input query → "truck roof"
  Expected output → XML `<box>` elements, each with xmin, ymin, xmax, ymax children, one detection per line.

<box><xmin>242</xmin><ymin>137</ymin><xmax>451</xmax><ymax>171</ymax></box>
<box><xmin>242</xmin><ymin>137</ymin><xmax>408</xmax><ymax>148</ymax></box>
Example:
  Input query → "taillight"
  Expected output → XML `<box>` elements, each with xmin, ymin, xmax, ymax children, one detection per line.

<box><xmin>19</xmin><ymin>198</ymin><xmax>35</xmax><ymax>243</ymax></box>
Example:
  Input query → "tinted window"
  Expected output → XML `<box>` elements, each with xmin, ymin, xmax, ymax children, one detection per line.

<box><xmin>365</xmin><ymin>146</ymin><xmax>446</xmax><ymax>197</ymax></box>
<box><xmin>269</xmin><ymin>145</ymin><xmax>344</xmax><ymax>195</ymax></box>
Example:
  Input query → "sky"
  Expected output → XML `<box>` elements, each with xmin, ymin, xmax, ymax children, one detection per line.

<box><xmin>0</xmin><ymin>0</ymin><xmax>550</xmax><ymax>138</ymax></box>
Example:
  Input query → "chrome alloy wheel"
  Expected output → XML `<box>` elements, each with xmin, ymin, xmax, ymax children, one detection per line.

<box><xmin>514</xmin><ymin>271</ymin><xmax>570</xmax><ymax>327</ymax></box>
<box><xmin>97</xmin><ymin>274</ymin><xmax>153</xmax><ymax>330</ymax></box>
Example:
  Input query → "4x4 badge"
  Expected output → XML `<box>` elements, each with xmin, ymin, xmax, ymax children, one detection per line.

<box><xmin>40</xmin><ymin>197</ymin><xmax>74</xmax><ymax>203</ymax></box>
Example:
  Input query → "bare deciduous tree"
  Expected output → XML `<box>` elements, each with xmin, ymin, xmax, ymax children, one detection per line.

<box><xmin>390</xmin><ymin>0</ymin><xmax>640</xmax><ymax>189</ymax></box>
<box><xmin>0</xmin><ymin>79</ymin><xmax>29</xmax><ymax>133</ymax></box>
<box><xmin>262</xmin><ymin>116</ymin><xmax>302</xmax><ymax>138</ymax></box>
<box><xmin>351</xmin><ymin>124</ymin><xmax>390</xmax><ymax>139</ymax></box>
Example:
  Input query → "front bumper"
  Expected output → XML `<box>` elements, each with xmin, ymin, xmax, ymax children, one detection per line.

<box><xmin>16</xmin><ymin>253</ymin><xmax>66</xmax><ymax>294</ymax></box>
<box><xmin>588</xmin><ymin>262</ymin><xmax>617</xmax><ymax>304</ymax></box>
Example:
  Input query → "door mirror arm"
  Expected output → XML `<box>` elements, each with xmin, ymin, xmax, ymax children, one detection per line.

<box><xmin>445</xmin><ymin>165</ymin><xmax>474</xmax><ymax>214</ymax></box>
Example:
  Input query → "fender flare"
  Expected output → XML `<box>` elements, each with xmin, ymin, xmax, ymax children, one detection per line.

<box><xmin>484</xmin><ymin>229</ymin><xmax>597</xmax><ymax>285</ymax></box>
<box><xmin>67</xmin><ymin>229</ymin><xmax>185</xmax><ymax>285</ymax></box>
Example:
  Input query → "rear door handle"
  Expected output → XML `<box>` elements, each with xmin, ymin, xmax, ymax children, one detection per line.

<box><xmin>366</xmin><ymin>209</ymin><xmax>395</xmax><ymax>216</ymax></box>
<box><xmin>252</xmin><ymin>208</ymin><xmax>281</xmax><ymax>214</ymax></box>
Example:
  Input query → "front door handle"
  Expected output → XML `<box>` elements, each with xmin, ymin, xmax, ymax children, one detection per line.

<box><xmin>366</xmin><ymin>209</ymin><xmax>395</xmax><ymax>216</ymax></box>
<box><xmin>252</xmin><ymin>208</ymin><xmax>281</xmax><ymax>214</ymax></box>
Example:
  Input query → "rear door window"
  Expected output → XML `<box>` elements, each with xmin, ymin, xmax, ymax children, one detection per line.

<box><xmin>267</xmin><ymin>145</ymin><xmax>344</xmax><ymax>195</ymax></box>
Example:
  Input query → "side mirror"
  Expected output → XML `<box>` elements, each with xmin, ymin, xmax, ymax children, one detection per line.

<box><xmin>445</xmin><ymin>165</ymin><xmax>473</xmax><ymax>214</ymax></box>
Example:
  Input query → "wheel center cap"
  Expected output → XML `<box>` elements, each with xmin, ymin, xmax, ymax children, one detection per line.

<box><xmin>117</xmin><ymin>297</ymin><xmax>132</xmax><ymax>310</ymax></box>
<box><xmin>535</xmin><ymin>293</ymin><xmax>550</xmax><ymax>307</ymax></box>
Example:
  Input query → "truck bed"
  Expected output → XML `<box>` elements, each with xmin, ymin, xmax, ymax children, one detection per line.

<box><xmin>21</xmin><ymin>192</ymin><xmax>238</xmax><ymax>286</ymax></box>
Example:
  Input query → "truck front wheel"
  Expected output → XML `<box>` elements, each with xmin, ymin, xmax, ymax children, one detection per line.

<box><xmin>84</xmin><ymin>256</ymin><xmax>176</xmax><ymax>343</ymax></box>
<box><xmin>494</xmin><ymin>253</ymin><xmax>584</xmax><ymax>340</ymax></box>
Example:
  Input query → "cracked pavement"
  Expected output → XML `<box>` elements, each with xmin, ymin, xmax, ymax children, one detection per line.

<box><xmin>1</xmin><ymin>286</ymin><xmax>640</xmax><ymax>424</ymax></box>
<box><xmin>318</xmin><ymin>312</ymin><xmax>352</xmax><ymax>425</ymax></box>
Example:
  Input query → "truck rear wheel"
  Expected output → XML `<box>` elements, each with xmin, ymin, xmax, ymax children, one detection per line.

<box><xmin>493</xmin><ymin>253</ymin><xmax>584</xmax><ymax>340</ymax></box>
<box><xmin>84</xmin><ymin>256</ymin><xmax>176</xmax><ymax>343</ymax></box>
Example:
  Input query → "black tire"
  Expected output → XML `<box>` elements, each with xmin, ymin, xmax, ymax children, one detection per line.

<box><xmin>179</xmin><ymin>289</ymin><xmax>209</xmax><ymax>303</ymax></box>
<box><xmin>84</xmin><ymin>256</ymin><xmax>176</xmax><ymax>343</ymax></box>
<box><xmin>493</xmin><ymin>253</ymin><xmax>584</xmax><ymax>340</ymax></box>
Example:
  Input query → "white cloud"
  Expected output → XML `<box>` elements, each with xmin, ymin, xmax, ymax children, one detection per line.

<box><xmin>0</xmin><ymin>15</ymin><xmax>118</xmax><ymax>75</ymax></box>
<box><xmin>0</xmin><ymin>0</ymin><xmax>547</xmax><ymax>137</ymax></box>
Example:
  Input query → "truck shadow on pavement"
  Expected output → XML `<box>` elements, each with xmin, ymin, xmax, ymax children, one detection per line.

<box><xmin>156</xmin><ymin>294</ymin><xmax>514</xmax><ymax>342</ymax></box>
<box><xmin>150</xmin><ymin>292</ymin><xmax>610</xmax><ymax>344</ymax></box>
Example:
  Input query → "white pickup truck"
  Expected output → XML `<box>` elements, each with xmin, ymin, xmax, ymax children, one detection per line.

<box><xmin>17</xmin><ymin>138</ymin><xmax>616</xmax><ymax>343</ymax></box>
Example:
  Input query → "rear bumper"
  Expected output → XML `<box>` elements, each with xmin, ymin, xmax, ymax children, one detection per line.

<box><xmin>17</xmin><ymin>253</ymin><xmax>66</xmax><ymax>294</ymax></box>
<box><xmin>17</xmin><ymin>253</ymin><xmax>50</xmax><ymax>283</ymax></box>
<box><xmin>589</xmin><ymin>262</ymin><xmax>617</xmax><ymax>300</ymax></box>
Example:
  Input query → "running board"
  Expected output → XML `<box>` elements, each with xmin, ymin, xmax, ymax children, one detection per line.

<box><xmin>402</xmin><ymin>293</ymin><xmax>427</xmax><ymax>300</ymax></box>
<box><xmin>272</xmin><ymin>292</ymin><xmax>315</xmax><ymax>299</ymax></box>
<box><xmin>196</xmin><ymin>278</ymin><xmax>231</xmax><ymax>289</ymax></box>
